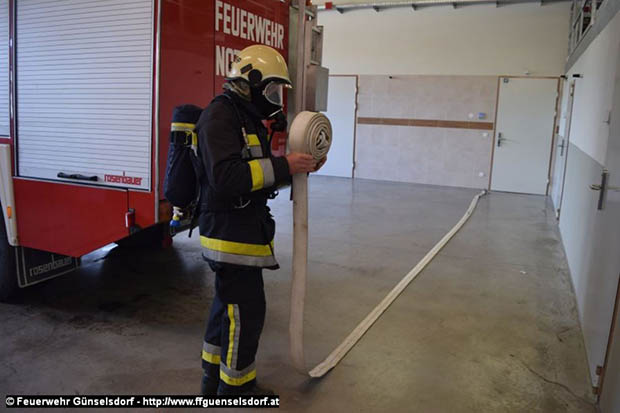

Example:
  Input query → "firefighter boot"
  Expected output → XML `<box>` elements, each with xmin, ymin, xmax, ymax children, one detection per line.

<box><xmin>216</xmin><ymin>381</ymin><xmax>275</xmax><ymax>396</ymax></box>
<box><xmin>238</xmin><ymin>383</ymin><xmax>275</xmax><ymax>396</ymax></box>
<box><xmin>201</xmin><ymin>374</ymin><xmax>219</xmax><ymax>396</ymax></box>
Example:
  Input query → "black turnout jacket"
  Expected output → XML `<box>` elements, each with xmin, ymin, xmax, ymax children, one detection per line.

<box><xmin>196</xmin><ymin>91</ymin><xmax>290</xmax><ymax>269</ymax></box>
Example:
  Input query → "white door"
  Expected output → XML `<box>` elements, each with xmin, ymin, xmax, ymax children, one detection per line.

<box><xmin>551</xmin><ymin>80</ymin><xmax>577</xmax><ymax>218</ymax></box>
<box><xmin>491</xmin><ymin>78</ymin><xmax>558</xmax><ymax>195</ymax></box>
<box><xmin>593</xmin><ymin>48</ymin><xmax>620</xmax><ymax>411</ymax></box>
<box><xmin>16</xmin><ymin>0</ymin><xmax>154</xmax><ymax>191</ymax></box>
<box><xmin>318</xmin><ymin>75</ymin><xmax>356</xmax><ymax>178</ymax></box>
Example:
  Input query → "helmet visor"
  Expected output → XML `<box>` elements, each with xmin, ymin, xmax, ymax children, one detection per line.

<box><xmin>263</xmin><ymin>81</ymin><xmax>289</xmax><ymax>107</ymax></box>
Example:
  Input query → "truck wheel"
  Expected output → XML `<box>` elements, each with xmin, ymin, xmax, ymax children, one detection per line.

<box><xmin>0</xmin><ymin>209</ymin><xmax>19</xmax><ymax>302</ymax></box>
<box><xmin>116</xmin><ymin>222</ymin><xmax>173</xmax><ymax>249</ymax></box>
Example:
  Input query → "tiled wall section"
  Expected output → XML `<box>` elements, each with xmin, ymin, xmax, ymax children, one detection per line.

<box><xmin>355</xmin><ymin>75</ymin><xmax>498</xmax><ymax>188</ymax></box>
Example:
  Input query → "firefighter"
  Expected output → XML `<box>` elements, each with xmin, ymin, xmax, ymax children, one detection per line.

<box><xmin>198</xmin><ymin>45</ymin><xmax>325</xmax><ymax>396</ymax></box>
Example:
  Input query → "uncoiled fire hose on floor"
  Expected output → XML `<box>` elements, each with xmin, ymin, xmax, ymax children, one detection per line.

<box><xmin>288</xmin><ymin>111</ymin><xmax>487</xmax><ymax>378</ymax></box>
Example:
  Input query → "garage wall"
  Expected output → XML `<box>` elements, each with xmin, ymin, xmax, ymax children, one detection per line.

<box><xmin>315</xmin><ymin>2</ymin><xmax>569</xmax><ymax>188</ymax></box>
<box><xmin>554</xmin><ymin>8</ymin><xmax>620</xmax><ymax>386</ymax></box>
<box><xmin>564</xmin><ymin>9</ymin><xmax>620</xmax><ymax>165</ymax></box>
<box><xmin>558</xmin><ymin>9</ymin><xmax>620</xmax><ymax>298</ymax></box>
<box><xmin>318</xmin><ymin>2</ymin><xmax>571</xmax><ymax>76</ymax></box>
<box><xmin>355</xmin><ymin>75</ymin><xmax>496</xmax><ymax>188</ymax></box>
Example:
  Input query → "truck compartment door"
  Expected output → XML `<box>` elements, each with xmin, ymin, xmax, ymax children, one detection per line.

<box><xmin>15</xmin><ymin>0</ymin><xmax>154</xmax><ymax>191</ymax></box>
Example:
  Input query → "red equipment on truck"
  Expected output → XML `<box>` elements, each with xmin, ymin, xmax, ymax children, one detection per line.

<box><xmin>0</xmin><ymin>0</ymin><xmax>327</xmax><ymax>300</ymax></box>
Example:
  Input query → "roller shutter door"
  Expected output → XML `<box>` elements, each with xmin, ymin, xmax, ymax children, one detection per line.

<box><xmin>16</xmin><ymin>0</ymin><xmax>154</xmax><ymax>190</ymax></box>
<box><xmin>0</xmin><ymin>0</ymin><xmax>8</xmax><ymax>136</ymax></box>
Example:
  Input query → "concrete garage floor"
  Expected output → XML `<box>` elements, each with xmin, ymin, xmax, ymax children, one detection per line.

<box><xmin>0</xmin><ymin>176</ymin><xmax>596</xmax><ymax>412</ymax></box>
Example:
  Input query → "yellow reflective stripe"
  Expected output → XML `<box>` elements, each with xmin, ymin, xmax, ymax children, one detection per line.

<box><xmin>227</xmin><ymin>304</ymin><xmax>235</xmax><ymax>368</ymax></box>
<box><xmin>201</xmin><ymin>236</ymin><xmax>273</xmax><ymax>257</ymax></box>
<box><xmin>248</xmin><ymin>159</ymin><xmax>264</xmax><ymax>191</ymax></box>
<box><xmin>202</xmin><ymin>350</ymin><xmax>221</xmax><ymax>365</ymax></box>
<box><xmin>220</xmin><ymin>368</ymin><xmax>257</xmax><ymax>386</ymax></box>
<box><xmin>171</xmin><ymin>122</ymin><xmax>195</xmax><ymax>131</ymax></box>
<box><xmin>171</xmin><ymin>123</ymin><xmax>197</xmax><ymax>146</ymax></box>
<box><xmin>247</xmin><ymin>134</ymin><xmax>260</xmax><ymax>146</ymax></box>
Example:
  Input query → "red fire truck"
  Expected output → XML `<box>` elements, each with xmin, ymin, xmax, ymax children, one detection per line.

<box><xmin>0</xmin><ymin>0</ymin><xmax>326</xmax><ymax>300</ymax></box>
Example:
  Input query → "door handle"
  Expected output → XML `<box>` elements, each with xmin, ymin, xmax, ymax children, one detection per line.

<box><xmin>57</xmin><ymin>172</ymin><xmax>98</xmax><ymax>182</ymax></box>
<box><xmin>497</xmin><ymin>132</ymin><xmax>506</xmax><ymax>147</ymax></box>
<box><xmin>590</xmin><ymin>169</ymin><xmax>620</xmax><ymax>210</ymax></box>
<box><xmin>558</xmin><ymin>139</ymin><xmax>565</xmax><ymax>156</ymax></box>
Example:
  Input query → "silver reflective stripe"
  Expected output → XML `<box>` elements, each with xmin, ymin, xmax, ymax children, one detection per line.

<box><xmin>249</xmin><ymin>146</ymin><xmax>263</xmax><ymax>158</ymax></box>
<box><xmin>220</xmin><ymin>361</ymin><xmax>256</xmax><ymax>379</ymax></box>
<box><xmin>202</xmin><ymin>249</ymin><xmax>278</xmax><ymax>268</ymax></box>
<box><xmin>231</xmin><ymin>304</ymin><xmax>240</xmax><ymax>369</ymax></box>
<box><xmin>258</xmin><ymin>158</ymin><xmax>275</xmax><ymax>188</ymax></box>
<box><xmin>241</xmin><ymin>146</ymin><xmax>263</xmax><ymax>159</ymax></box>
<box><xmin>203</xmin><ymin>342</ymin><xmax>221</xmax><ymax>355</ymax></box>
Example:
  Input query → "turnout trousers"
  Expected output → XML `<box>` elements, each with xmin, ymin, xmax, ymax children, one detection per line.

<box><xmin>201</xmin><ymin>264</ymin><xmax>266</xmax><ymax>394</ymax></box>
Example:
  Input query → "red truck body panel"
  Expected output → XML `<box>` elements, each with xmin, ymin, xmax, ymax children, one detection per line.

<box><xmin>157</xmin><ymin>0</ymin><xmax>217</xmax><ymax>200</ymax></box>
<box><xmin>13</xmin><ymin>179</ymin><xmax>129</xmax><ymax>257</ymax></box>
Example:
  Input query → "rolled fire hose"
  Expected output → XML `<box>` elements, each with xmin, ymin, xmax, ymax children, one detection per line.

<box><xmin>288</xmin><ymin>111</ymin><xmax>487</xmax><ymax>378</ymax></box>
<box><xmin>288</xmin><ymin>111</ymin><xmax>333</xmax><ymax>374</ymax></box>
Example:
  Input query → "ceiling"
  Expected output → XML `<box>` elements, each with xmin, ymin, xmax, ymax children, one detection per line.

<box><xmin>312</xmin><ymin>0</ymin><xmax>571</xmax><ymax>11</ymax></box>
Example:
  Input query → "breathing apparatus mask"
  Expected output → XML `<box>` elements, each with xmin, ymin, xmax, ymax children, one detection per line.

<box><xmin>227</xmin><ymin>45</ymin><xmax>292</xmax><ymax>131</ymax></box>
<box><xmin>251</xmin><ymin>80</ymin><xmax>291</xmax><ymax>132</ymax></box>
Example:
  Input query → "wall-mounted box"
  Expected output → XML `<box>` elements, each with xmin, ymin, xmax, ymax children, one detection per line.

<box><xmin>306</xmin><ymin>65</ymin><xmax>330</xmax><ymax>112</ymax></box>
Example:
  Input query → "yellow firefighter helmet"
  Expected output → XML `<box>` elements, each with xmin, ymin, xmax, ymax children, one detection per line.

<box><xmin>228</xmin><ymin>45</ymin><xmax>292</xmax><ymax>87</ymax></box>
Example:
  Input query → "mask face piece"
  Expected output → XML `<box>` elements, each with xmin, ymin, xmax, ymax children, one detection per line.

<box><xmin>263</xmin><ymin>81</ymin><xmax>284</xmax><ymax>106</ymax></box>
<box><xmin>251</xmin><ymin>81</ymin><xmax>289</xmax><ymax>119</ymax></box>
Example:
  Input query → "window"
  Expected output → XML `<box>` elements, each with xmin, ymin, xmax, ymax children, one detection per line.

<box><xmin>568</xmin><ymin>0</ymin><xmax>607</xmax><ymax>56</ymax></box>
